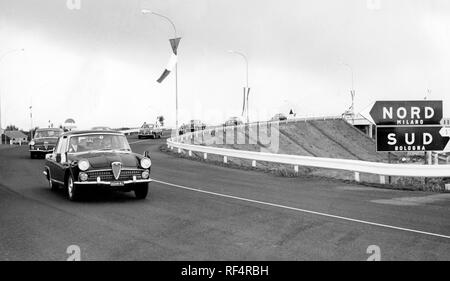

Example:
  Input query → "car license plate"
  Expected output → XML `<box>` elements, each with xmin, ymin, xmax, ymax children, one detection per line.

<box><xmin>111</xmin><ymin>181</ymin><xmax>124</xmax><ymax>187</ymax></box>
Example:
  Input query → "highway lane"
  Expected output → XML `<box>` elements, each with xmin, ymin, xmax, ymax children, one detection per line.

<box><xmin>0</xmin><ymin>138</ymin><xmax>449</xmax><ymax>260</ymax></box>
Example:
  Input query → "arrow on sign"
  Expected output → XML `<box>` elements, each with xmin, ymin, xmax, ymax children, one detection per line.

<box><xmin>440</xmin><ymin>127</ymin><xmax>450</xmax><ymax>151</ymax></box>
<box><xmin>359</xmin><ymin>102</ymin><xmax>376</xmax><ymax>124</ymax></box>
<box><xmin>440</xmin><ymin>127</ymin><xmax>450</xmax><ymax>137</ymax></box>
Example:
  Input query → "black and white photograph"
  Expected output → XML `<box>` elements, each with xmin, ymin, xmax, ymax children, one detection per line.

<box><xmin>0</xmin><ymin>0</ymin><xmax>449</xmax><ymax>270</ymax></box>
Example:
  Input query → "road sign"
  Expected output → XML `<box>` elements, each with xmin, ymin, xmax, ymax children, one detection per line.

<box><xmin>377</xmin><ymin>126</ymin><xmax>450</xmax><ymax>152</ymax></box>
<box><xmin>440</xmin><ymin>127</ymin><xmax>450</xmax><ymax>137</ymax></box>
<box><xmin>361</xmin><ymin>100</ymin><xmax>443</xmax><ymax>126</ymax></box>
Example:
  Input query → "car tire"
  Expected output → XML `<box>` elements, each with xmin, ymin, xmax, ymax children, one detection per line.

<box><xmin>138</xmin><ymin>135</ymin><xmax>142</xmax><ymax>139</ymax></box>
<box><xmin>66</xmin><ymin>174</ymin><xmax>82</xmax><ymax>201</ymax></box>
<box><xmin>134</xmin><ymin>184</ymin><xmax>149</xmax><ymax>199</ymax></box>
<box><xmin>30</xmin><ymin>152</ymin><xmax>35</xmax><ymax>159</ymax></box>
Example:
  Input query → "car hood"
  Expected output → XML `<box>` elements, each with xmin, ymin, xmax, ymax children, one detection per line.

<box><xmin>33</xmin><ymin>137</ymin><xmax>58</xmax><ymax>144</ymax></box>
<box><xmin>70</xmin><ymin>151</ymin><xmax>141</xmax><ymax>169</ymax></box>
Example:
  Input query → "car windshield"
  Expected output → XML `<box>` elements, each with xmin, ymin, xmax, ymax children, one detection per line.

<box><xmin>92</xmin><ymin>127</ymin><xmax>110</xmax><ymax>130</ymax></box>
<box><xmin>67</xmin><ymin>134</ymin><xmax>131</xmax><ymax>153</ymax></box>
<box><xmin>34</xmin><ymin>130</ymin><xmax>61</xmax><ymax>138</ymax></box>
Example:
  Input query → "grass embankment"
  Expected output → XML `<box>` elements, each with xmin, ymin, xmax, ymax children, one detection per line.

<box><xmin>166</xmin><ymin>119</ymin><xmax>449</xmax><ymax>192</ymax></box>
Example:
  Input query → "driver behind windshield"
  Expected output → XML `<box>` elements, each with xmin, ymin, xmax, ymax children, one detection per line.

<box><xmin>68</xmin><ymin>135</ymin><xmax>130</xmax><ymax>152</ymax></box>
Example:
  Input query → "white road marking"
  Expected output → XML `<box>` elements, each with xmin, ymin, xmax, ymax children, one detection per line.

<box><xmin>152</xmin><ymin>179</ymin><xmax>450</xmax><ymax>240</ymax></box>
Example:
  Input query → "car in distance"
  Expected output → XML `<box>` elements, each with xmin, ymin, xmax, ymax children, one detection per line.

<box><xmin>270</xmin><ymin>113</ymin><xmax>288</xmax><ymax>121</ymax></box>
<box><xmin>224</xmin><ymin>117</ymin><xmax>244</xmax><ymax>127</ymax></box>
<box><xmin>43</xmin><ymin>130</ymin><xmax>152</xmax><ymax>201</ymax></box>
<box><xmin>29</xmin><ymin>128</ymin><xmax>63</xmax><ymax>159</ymax></box>
<box><xmin>138</xmin><ymin>123</ymin><xmax>163</xmax><ymax>139</ymax></box>
<box><xmin>178</xmin><ymin>124</ymin><xmax>188</xmax><ymax>135</ymax></box>
<box><xmin>189</xmin><ymin>120</ymin><xmax>206</xmax><ymax>132</ymax></box>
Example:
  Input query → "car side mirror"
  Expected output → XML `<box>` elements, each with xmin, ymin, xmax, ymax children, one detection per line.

<box><xmin>56</xmin><ymin>153</ymin><xmax>61</xmax><ymax>163</ymax></box>
<box><xmin>144</xmin><ymin>151</ymin><xmax>150</xmax><ymax>158</ymax></box>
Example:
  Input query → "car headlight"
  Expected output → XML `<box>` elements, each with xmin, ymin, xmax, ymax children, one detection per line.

<box><xmin>140</xmin><ymin>157</ymin><xmax>151</xmax><ymax>169</ymax></box>
<box><xmin>141</xmin><ymin>170</ymin><xmax>150</xmax><ymax>179</ymax></box>
<box><xmin>79</xmin><ymin>172</ymin><xmax>88</xmax><ymax>181</ymax></box>
<box><xmin>29</xmin><ymin>140</ymin><xmax>35</xmax><ymax>146</ymax></box>
<box><xmin>78</xmin><ymin>159</ymin><xmax>90</xmax><ymax>171</ymax></box>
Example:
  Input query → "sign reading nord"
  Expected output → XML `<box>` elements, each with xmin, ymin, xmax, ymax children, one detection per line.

<box><xmin>369</xmin><ymin>100</ymin><xmax>443</xmax><ymax>126</ymax></box>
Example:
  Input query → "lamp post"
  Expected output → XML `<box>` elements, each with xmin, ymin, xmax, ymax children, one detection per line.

<box><xmin>142</xmin><ymin>9</ymin><xmax>179</xmax><ymax>132</ymax></box>
<box><xmin>228</xmin><ymin>50</ymin><xmax>249</xmax><ymax>123</ymax></box>
<box><xmin>0</xmin><ymin>48</ymin><xmax>24</xmax><ymax>144</ymax></box>
<box><xmin>342</xmin><ymin>62</ymin><xmax>355</xmax><ymax>124</ymax></box>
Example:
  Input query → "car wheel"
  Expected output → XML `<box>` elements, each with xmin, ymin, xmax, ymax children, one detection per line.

<box><xmin>134</xmin><ymin>184</ymin><xmax>149</xmax><ymax>199</ymax></box>
<box><xmin>30</xmin><ymin>152</ymin><xmax>35</xmax><ymax>159</ymax></box>
<box><xmin>138</xmin><ymin>135</ymin><xmax>142</xmax><ymax>139</ymax></box>
<box><xmin>66</xmin><ymin>174</ymin><xmax>81</xmax><ymax>201</ymax></box>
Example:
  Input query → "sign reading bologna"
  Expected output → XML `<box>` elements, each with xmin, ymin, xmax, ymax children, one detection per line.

<box><xmin>376</xmin><ymin>126</ymin><xmax>450</xmax><ymax>152</ymax></box>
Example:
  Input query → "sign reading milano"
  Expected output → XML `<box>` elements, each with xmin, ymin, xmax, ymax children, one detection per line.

<box><xmin>367</xmin><ymin>100</ymin><xmax>450</xmax><ymax>152</ymax></box>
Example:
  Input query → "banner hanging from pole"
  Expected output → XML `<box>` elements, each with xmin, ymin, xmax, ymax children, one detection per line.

<box><xmin>157</xmin><ymin>37</ymin><xmax>181</xmax><ymax>83</ymax></box>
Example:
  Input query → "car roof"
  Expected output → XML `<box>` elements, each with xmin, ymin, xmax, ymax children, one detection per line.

<box><xmin>61</xmin><ymin>130</ymin><xmax>122</xmax><ymax>137</ymax></box>
<box><xmin>36</xmin><ymin>128</ymin><xmax>63</xmax><ymax>131</ymax></box>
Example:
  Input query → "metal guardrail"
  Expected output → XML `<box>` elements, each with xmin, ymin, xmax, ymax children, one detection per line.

<box><xmin>167</xmin><ymin>119</ymin><xmax>450</xmax><ymax>182</ymax></box>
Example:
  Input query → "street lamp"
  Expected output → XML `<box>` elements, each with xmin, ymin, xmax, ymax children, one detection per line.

<box><xmin>228</xmin><ymin>50</ymin><xmax>250</xmax><ymax>123</ymax></box>
<box><xmin>341</xmin><ymin>62</ymin><xmax>355</xmax><ymax>124</ymax></box>
<box><xmin>142</xmin><ymin>9</ymin><xmax>179</xmax><ymax>131</ymax></box>
<box><xmin>0</xmin><ymin>48</ymin><xmax>25</xmax><ymax>144</ymax></box>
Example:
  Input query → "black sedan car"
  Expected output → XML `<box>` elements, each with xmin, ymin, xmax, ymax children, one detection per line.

<box><xmin>29</xmin><ymin>128</ymin><xmax>63</xmax><ymax>159</ymax></box>
<box><xmin>43</xmin><ymin>130</ymin><xmax>152</xmax><ymax>201</ymax></box>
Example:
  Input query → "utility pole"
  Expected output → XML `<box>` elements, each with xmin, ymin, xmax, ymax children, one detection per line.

<box><xmin>29</xmin><ymin>105</ymin><xmax>33</xmax><ymax>129</ymax></box>
<box><xmin>342</xmin><ymin>62</ymin><xmax>355</xmax><ymax>124</ymax></box>
<box><xmin>142</xmin><ymin>9</ymin><xmax>179</xmax><ymax>132</ymax></box>
<box><xmin>229</xmin><ymin>50</ymin><xmax>250</xmax><ymax>123</ymax></box>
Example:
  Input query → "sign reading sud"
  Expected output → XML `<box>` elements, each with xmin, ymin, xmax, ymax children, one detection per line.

<box><xmin>376</xmin><ymin>126</ymin><xmax>449</xmax><ymax>152</ymax></box>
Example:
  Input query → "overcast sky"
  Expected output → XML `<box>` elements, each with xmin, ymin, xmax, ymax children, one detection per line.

<box><xmin>1</xmin><ymin>0</ymin><xmax>450</xmax><ymax>129</ymax></box>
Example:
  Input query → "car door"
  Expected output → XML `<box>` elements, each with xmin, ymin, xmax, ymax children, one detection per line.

<box><xmin>53</xmin><ymin>136</ymin><xmax>69</xmax><ymax>183</ymax></box>
<box><xmin>45</xmin><ymin>137</ymin><xmax>59</xmax><ymax>182</ymax></box>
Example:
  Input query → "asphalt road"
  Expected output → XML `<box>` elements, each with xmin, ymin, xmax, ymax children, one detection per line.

<box><xmin>0</xmin><ymin>137</ymin><xmax>449</xmax><ymax>260</ymax></box>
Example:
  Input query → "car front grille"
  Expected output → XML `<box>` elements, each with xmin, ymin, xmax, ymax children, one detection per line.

<box><xmin>33</xmin><ymin>145</ymin><xmax>54</xmax><ymax>150</ymax></box>
<box><xmin>85</xmin><ymin>169</ymin><xmax>144</xmax><ymax>181</ymax></box>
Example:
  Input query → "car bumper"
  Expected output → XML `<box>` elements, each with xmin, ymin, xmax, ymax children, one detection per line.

<box><xmin>30</xmin><ymin>149</ymin><xmax>53</xmax><ymax>153</ymax></box>
<box><xmin>74</xmin><ymin>178</ymin><xmax>152</xmax><ymax>186</ymax></box>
